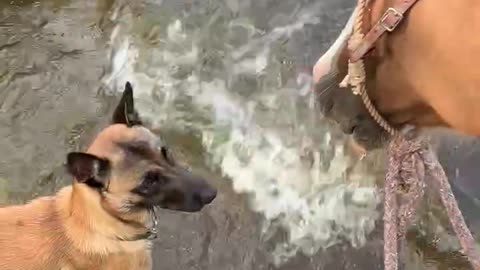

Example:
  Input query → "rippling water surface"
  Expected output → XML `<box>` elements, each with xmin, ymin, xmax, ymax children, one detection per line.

<box><xmin>102</xmin><ymin>0</ymin><xmax>386</xmax><ymax>264</ymax></box>
<box><xmin>1</xmin><ymin>0</ymin><xmax>479</xmax><ymax>269</ymax></box>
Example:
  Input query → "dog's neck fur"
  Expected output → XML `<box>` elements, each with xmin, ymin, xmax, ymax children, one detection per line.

<box><xmin>56</xmin><ymin>184</ymin><xmax>152</xmax><ymax>256</ymax></box>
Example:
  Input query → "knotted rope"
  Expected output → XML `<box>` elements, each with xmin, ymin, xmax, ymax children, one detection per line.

<box><xmin>385</xmin><ymin>134</ymin><xmax>480</xmax><ymax>270</ymax></box>
<box><xmin>341</xmin><ymin>0</ymin><xmax>396</xmax><ymax>136</ymax></box>
<box><xmin>340</xmin><ymin>1</ymin><xmax>480</xmax><ymax>269</ymax></box>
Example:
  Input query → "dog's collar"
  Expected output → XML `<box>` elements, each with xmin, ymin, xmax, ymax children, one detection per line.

<box><xmin>116</xmin><ymin>208</ymin><xmax>159</xmax><ymax>242</ymax></box>
<box><xmin>99</xmin><ymin>190</ymin><xmax>159</xmax><ymax>242</ymax></box>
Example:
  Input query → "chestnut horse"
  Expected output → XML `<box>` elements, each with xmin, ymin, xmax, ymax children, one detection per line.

<box><xmin>312</xmin><ymin>1</ymin><xmax>480</xmax><ymax>268</ymax></box>
<box><xmin>313</xmin><ymin>0</ymin><xmax>480</xmax><ymax>150</ymax></box>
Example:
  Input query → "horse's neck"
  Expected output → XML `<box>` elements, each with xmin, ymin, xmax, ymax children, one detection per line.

<box><xmin>381</xmin><ymin>0</ymin><xmax>480</xmax><ymax>135</ymax></box>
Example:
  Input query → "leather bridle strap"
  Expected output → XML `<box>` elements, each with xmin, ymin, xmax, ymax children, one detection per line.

<box><xmin>350</xmin><ymin>0</ymin><xmax>420</xmax><ymax>62</ymax></box>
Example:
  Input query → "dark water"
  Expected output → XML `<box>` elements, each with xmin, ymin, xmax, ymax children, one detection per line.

<box><xmin>0</xmin><ymin>0</ymin><xmax>479</xmax><ymax>269</ymax></box>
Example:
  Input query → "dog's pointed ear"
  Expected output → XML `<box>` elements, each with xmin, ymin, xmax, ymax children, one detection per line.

<box><xmin>66</xmin><ymin>152</ymin><xmax>110</xmax><ymax>188</ymax></box>
<box><xmin>112</xmin><ymin>81</ymin><xmax>143</xmax><ymax>126</ymax></box>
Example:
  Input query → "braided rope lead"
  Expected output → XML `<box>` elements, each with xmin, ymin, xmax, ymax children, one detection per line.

<box><xmin>340</xmin><ymin>3</ymin><xmax>399</xmax><ymax>270</ymax></box>
<box><xmin>422</xmin><ymin>149</ymin><xmax>480</xmax><ymax>269</ymax></box>
<box><xmin>342</xmin><ymin>2</ymin><xmax>480</xmax><ymax>270</ymax></box>
<box><xmin>341</xmin><ymin>0</ymin><xmax>397</xmax><ymax>136</ymax></box>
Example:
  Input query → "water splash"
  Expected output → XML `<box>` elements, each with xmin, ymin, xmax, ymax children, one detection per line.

<box><xmin>102</xmin><ymin>1</ymin><xmax>380</xmax><ymax>265</ymax></box>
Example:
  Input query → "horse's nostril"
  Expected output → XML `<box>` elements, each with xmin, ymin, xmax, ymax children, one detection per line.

<box><xmin>340</xmin><ymin>122</ymin><xmax>356</xmax><ymax>134</ymax></box>
<box><xmin>200</xmin><ymin>189</ymin><xmax>217</xmax><ymax>205</ymax></box>
<box><xmin>319</xmin><ymin>99</ymin><xmax>334</xmax><ymax>116</ymax></box>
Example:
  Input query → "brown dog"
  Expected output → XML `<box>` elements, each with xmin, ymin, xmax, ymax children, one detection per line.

<box><xmin>0</xmin><ymin>82</ymin><xmax>217</xmax><ymax>270</ymax></box>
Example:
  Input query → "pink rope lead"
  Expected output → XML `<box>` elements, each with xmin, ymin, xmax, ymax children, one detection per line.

<box><xmin>385</xmin><ymin>134</ymin><xmax>480</xmax><ymax>270</ymax></box>
<box><xmin>341</xmin><ymin>1</ymin><xmax>480</xmax><ymax>268</ymax></box>
<box><xmin>422</xmin><ymin>148</ymin><xmax>480</xmax><ymax>269</ymax></box>
<box><xmin>384</xmin><ymin>148</ymin><xmax>400</xmax><ymax>270</ymax></box>
<box><xmin>384</xmin><ymin>134</ymin><xmax>424</xmax><ymax>270</ymax></box>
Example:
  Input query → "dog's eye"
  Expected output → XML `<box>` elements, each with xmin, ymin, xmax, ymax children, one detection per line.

<box><xmin>133</xmin><ymin>170</ymin><xmax>169</xmax><ymax>195</ymax></box>
<box><xmin>143</xmin><ymin>171</ymin><xmax>168</xmax><ymax>186</ymax></box>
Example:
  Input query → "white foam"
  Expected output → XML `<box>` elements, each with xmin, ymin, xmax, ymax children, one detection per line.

<box><xmin>102</xmin><ymin>3</ymin><xmax>380</xmax><ymax>265</ymax></box>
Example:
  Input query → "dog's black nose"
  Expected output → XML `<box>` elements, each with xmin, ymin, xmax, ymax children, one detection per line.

<box><xmin>199</xmin><ymin>189</ymin><xmax>217</xmax><ymax>205</ymax></box>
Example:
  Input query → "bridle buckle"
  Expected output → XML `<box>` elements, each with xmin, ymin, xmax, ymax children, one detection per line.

<box><xmin>380</xmin><ymin>7</ymin><xmax>404</xmax><ymax>32</ymax></box>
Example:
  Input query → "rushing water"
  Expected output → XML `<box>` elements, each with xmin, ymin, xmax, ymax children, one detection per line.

<box><xmin>101</xmin><ymin>0</ymin><xmax>386</xmax><ymax>265</ymax></box>
<box><xmin>1</xmin><ymin>0</ymin><xmax>480</xmax><ymax>269</ymax></box>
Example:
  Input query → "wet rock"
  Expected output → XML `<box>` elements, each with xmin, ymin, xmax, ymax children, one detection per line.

<box><xmin>0</xmin><ymin>1</ymin><xmax>478</xmax><ymax>270</ymax></box>
<box><xmin>0</xmin><ymin>0</ymin><xmax>108</xmax><ymax>201</ymax></box>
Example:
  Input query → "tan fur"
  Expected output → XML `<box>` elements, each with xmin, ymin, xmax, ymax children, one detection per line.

<box><xmin>0</xmin><ymin>188</ymin><xmax>151</xmax><ymax>270</ymax></box>
<box><xmin>313</xmin><ymin>0</ymin><xmax>480</xmax><ymax>148</ymax></box>
<box><xmin>0</xmin><ymin>126</ymin><xmax>153</xmax><ymax>270</ymax></box>
<box><xmin>0</xmin><ymin>82</ymin><xmax>216</xmax><ymax>270</ymax></box>
<box><xmin>365</xmin><ymin>0</ymin><xmax>480</xmax><ymax>134</ymax></box>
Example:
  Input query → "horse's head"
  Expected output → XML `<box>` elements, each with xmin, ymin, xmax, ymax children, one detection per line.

<box><xmin>313</xmin><ymin>0</ymin><xmax>454</xmax><ymax>150</ymax></box>
<box><xmin>313</xmin><ymin>6</ymin><xmax>390</xmax><ymax>150</ymax></box>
